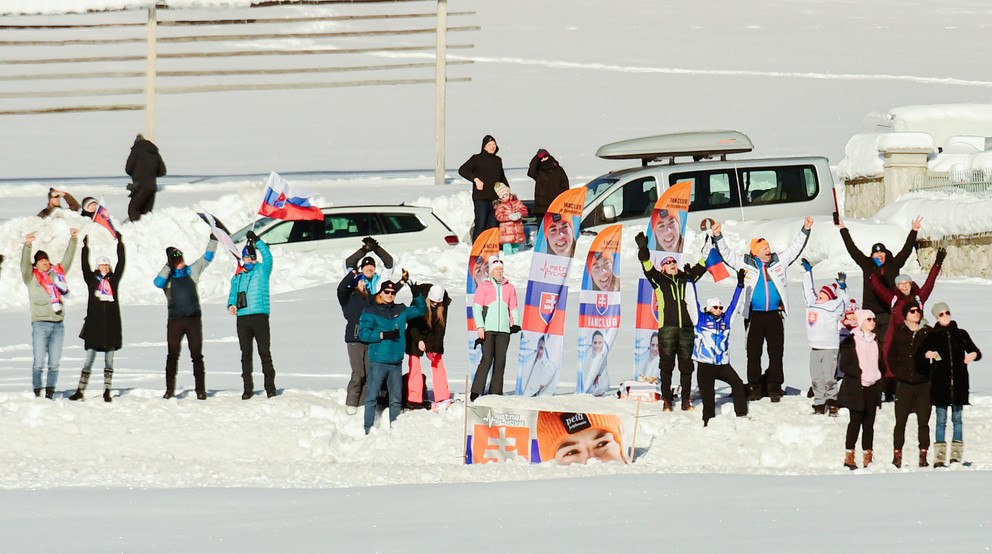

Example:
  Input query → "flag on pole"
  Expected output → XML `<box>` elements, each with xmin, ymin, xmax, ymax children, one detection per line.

<box><xmin>258</xmin><ymin>172</ymin><xmax>323</xmax><ymax>221</ymax></box>
<box><xmin>197</xmin><ymin>212</ymin><xmax>243</xmax><ymax>272</ymax></box>
<box><xmin>92</xmin><ymin>197</ymin><xmax>118</xmax><ymax>239</ymax></box>
<box><xmin>704</xmin><ymin>247</ymin><xmax>730</xmax><ymax>282</ymax></box>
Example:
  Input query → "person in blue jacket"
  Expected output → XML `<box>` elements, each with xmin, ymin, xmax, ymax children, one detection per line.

<box><xmin>359</xmin><ymin>280</ymin><xmax>427</xmax><ymax>434</ymax></box>
<box><xmin>227</xmin><ymin>231</ymin><xmax>277</xmax><ymax>399</ymax></box>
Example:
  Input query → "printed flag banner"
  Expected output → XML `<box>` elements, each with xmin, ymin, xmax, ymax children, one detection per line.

<box><xmin>516</xmin><ymin>187</ymin><xmax>586</xmax><ymax>397</ymax></box>
<box><xmin>92</xmin><ymin>197</ymin><xmax>118</xmax><ymax>239</ymax></box>
<box><xmin>197</xmin><ymin>212</ymin><xmax>242</xmax><ymax>270</ymax></box>
<box><xmin>465</xmin><ymin>406</ymin><xmax>630</xmax><ymax>465</ymax></box>
<box><xmin>633</xmin><ymin>181</ymin><xmax>691</xmax><ymax>380</ymax></box>
<box><xmin>257</xmin><ymin>172</ymin><xmax>323</xmax><ymax>221</ymax></box>
<box><xmin>576</xmin><ymin>224</ymin><xmax>622</xmax><ymax>396</ymax></box>
<box><xmin>465</xmin><ymin>228</ymin><xmax>502</xmax><ymax>370</ymax></box>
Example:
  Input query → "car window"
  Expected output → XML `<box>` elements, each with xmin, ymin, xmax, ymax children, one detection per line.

<box><xmin>605</xmin><ymin>177</ymin><xmax>657</xmax><ymax>220</ymax></box>
<box><xmin>671</xmin><ymin>170</ymin><xmax>741</xmax><ymax>210</ymax></box>
<box><xmin>323</xmin><ymin>213</ymin><xmax>382</xmax><ymax>240</ymax></box>
<box><xmin>260</xmin><ymin>221</ymin><xmax>294</xmax><ymax>245</ymax></box>
<box><xmin>739</xmin><ymin>165</ymin><xmax>819</xmax><ymax>206</ymax></box>
<box><xmin>381</xmin><ymin>213</ymin><xmax>426</xmax><ymax>234</ymax></box>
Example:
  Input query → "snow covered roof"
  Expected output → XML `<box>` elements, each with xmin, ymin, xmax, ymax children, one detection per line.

<box><xmin>1</xmin><ymin>1</ymin><xmax>266</xmax><ymax>16</ymax></box>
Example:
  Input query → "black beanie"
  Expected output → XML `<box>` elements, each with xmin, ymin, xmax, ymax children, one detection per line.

<box><xmin>481</xmin><ymin>134</ymin><xmax>498</xmax><ymax>154</ymax></box>
<box><xmin>34</xmin><ymin>250</ymin><xmax>49</xmax><ymax>264</ymax></box>
<box><xmin>166</xmin><ymin>246</ymin><xmax>184</xmax><ymax>268</ymax></box>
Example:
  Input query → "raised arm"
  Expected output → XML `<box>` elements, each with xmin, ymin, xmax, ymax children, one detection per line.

<box><xmin>839</xmin><ymin>227</ymin><xmax>871</xmax><ymax>268</ymax></box>
<box><xmin>891</xmin><ymin>227</ymin><xmax>919</xmax><ymax>271</ymax></box>
<box><xmin>779</xmin><ymin>219</ymin><xmax>813</xmax><ymax>267</ymax></box>
<box><xmin>114</xmin><ymin>235</ymin><xmax>126</xmax><ymax>278</ymax></box>
<box><xmin>800</xmin><ymin>264</ymin><xmax>818</xmax><ymax>307</ymax></box>
<box><xmin>917</xmin><ymin>250</ymin><xmax>943</xmax><ymax>303</ymax></box>
<box><xmin>81</xmin><ymin>237</ymin><xmax>94</xmax><ymax>286</ymax></box>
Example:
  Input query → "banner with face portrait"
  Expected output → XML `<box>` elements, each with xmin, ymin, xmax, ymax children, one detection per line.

<box><xmin>515</xmin><ymin>187</ymin><xmax>587</xmax><ymax>397</ymax></box>
<box><xmin>576</xmin><ymin>224</ymin><xmax>622</xmax><ymax>396</ymax></box>
<box><xmin>466</xmin><ymin>228</ymin><xmax>502</xmax><ymax>368</ymax></box>
<box><xmin>465</xmin><ymin>406</ymin><xmax>631</xmax><ymax>466</ymax></box>
<box><xmin>633</xmin><ymin>181</ymin><xmax>691</xmax><ymax>380</ymax></box>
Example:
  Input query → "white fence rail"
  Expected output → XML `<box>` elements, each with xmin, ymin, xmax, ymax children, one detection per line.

<box><xmin>910</xmin><ymin>170</ymin><xmax>992</xmax><ymax>194</ymax></box>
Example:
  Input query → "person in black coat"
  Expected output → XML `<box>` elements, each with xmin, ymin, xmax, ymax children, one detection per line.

<box><xmin>69</xmin><ymin>232</ymin><xmax>125</xmax><ymax>403</ymax></box>
<box><xmin>528</xmin><ymin>148</ymin><xmax>569</xmax><ymax>218</ymax></box>
<box><xmin>125</xmin><ymin>133</ymin><xmax>167</xmax><ymax>222</ymax></box>
<box><xmin>837</xmin><ymin>309</ymin><xmax>883</xmax><ymax>469</ymax></box>
<box><xmin>835</xmin><ymin>215</ymin><xmax>921</xmax><ymax>402</ymax></box>
<box><xmin>405</xmin><ymin>283</ymin><xmax>452</xmax><ymax>408</ymax></box>
<box><xmin>917</xmin><ymin>302</ymin><xmax>982</xmax><ymax>466</ymax></box>
<box><xmin>459</xmin><ymin>134</ymin><xmax>508</xmax><ymax>242</ymax></box>
<box><xmin>888</xmin><ymin>302</ymin><xmax>933</xmax><ymax>468</ymax></box>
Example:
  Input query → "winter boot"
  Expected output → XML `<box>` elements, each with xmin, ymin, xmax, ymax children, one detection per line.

<box><xmin>33</xmin><ymin>388</ymin><xmax>42</xmax><ymax>398</ymax></box>
<box><xmin>933</xmin><ymin>442</ymin><xmax>947</xmax><ymax>468</ymax></box>
<box><xmin>266</xmin><ymin>389</ymin><xmax>277</xmax><ymax>399</ymax></box>
<box><xmin>844</xmin><ymin>449</ymin><xmax>857</xmax><ymax>470</ymax></box>
<box><xmin>163</xmin><ymin>368</ymin><xmax>177</xmax><ymax>399</ymax></box>
<box><xmin>69</xmin><ymin>371</ymin><xmax>91</xmax><ymax>401</ymax></box>
<box><xmin>45</xmin><ymin>387</ymin><xmax>55</xmax><ymax>400</ymax></box>
<box><xmin>863</xmin><ymin>449</ymin><xmax>873</xmax><ymax>468</ymax></box>
<box><xmin>681</xmin><ymin>398</ymin><xmax>694</xmax><ymax>411</ymax></box>
<box><xmin>747</xmin><ymin>384</ymin><xmax>762</xmax><ymax>402</ymax></box>
<box><xmin>950</xmin><ymin>441</ymin><xmax>963</xmax><ymax>464</ymax></box>
<box><xmin>828</xmin><ymin>404</ymin><xmax>839</xmax><ymax>417</ymax></box>
<box><xmin>103</xmin><ymin>370</ymin><xmax>113</xmax><ymax>403</ymax></box>
<box><xmin>194</xmin><ymin>369</ymin><xmax>207</xmax><ymax>400</ymax></box>
<box><xmin>812</xmin><ymin>404</ymin><xmax>825</xmax><ymax>415</ymax></box>
<box><xmin>892</xmin><ymin>448</ymin><xmax>902</xmax><ymax>468</ymax></box>
<box><xmin>919</xmin><ymin>448</ymin><xmax>929</xmax><ymax>468</ymax></box>
<box><xmin>662</xmin><ymin>399</ymin><xmax>674</xmax><ymax>412</ymax></box>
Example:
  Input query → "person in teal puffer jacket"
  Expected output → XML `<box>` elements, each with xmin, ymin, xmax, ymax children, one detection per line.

<box><xmin>227</xmin><ymin>232</ymin><xmax>276</xmax><ymax>400</ymax></box>
<box><xmin>359</xmin><ymin>280</ymin><xmax>426</xmax><ymax>434</ymax></box>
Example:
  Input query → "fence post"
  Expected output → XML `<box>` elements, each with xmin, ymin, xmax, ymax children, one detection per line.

<box><xmin>434</xmin><ymin>0</ymin><xmax>447</xmax><ymax>185</ymax></box>
<box><xmin>145</xmin><ymin>6</ymin><xmax>158</xmax><ymax>140</ymax></box>
<box><xmin>882</xmin><ymin>147</ymin><xmax>930</xmax><ymax>206</ymax></box>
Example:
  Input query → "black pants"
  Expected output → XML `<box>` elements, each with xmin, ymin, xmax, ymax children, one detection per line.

<box><xmin>659</xmin><ymin>326</ymin><xmax>694</xmax><ymax>402</ymax></box>
<box><xmin>744</xmin><ymin>311</ymin><xmax>785</xmax><ymax>393</ymax></box>
<box><xmin>845</xmin><ymin>384</ymin><xmax>881</xmax><ymax>450</ymax></box>
<box><xmin>472</xmin><ymin>200</ymin><xmax>498</xmax><ymax>242</ymax></box>
<box><xmin>128</xmin><ymin>186</ymin><xmax>156</xmax><ymax>222</ymax></box>
<box><xmin>697</xmin><ymin>362</ymin><xmax>748</xmax><ymax>424</ymax></box>
<box><xmin>166</xmin><ymin>316</ymin><xmax>204</xmax><ymax>394</ymax></box>
<box><xmin>237</xmin><ymin>314</ymin><xmax>276</xmax><ymax>395</ymax></box>
<box><xmin>893</xmin><ymin>381</ymin><xmax>931</xmax><ymax>450</ymax></box>
<box><xmin>471</xmin><ymin>331</ymin><xmax>510</xmax><ymax>397</ymax></box>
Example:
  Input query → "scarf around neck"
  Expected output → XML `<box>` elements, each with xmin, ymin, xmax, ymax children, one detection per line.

<box><xmin>34</xmin><ymin>264</ymin><xmax>69</xmax><ymax>312</ymax></box>
<box><xmin>95</xmin><ymin>272</ymin><xmax>114</xmax><ymax>302</ymax></box>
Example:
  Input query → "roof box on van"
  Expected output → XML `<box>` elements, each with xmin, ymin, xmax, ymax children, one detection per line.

<box><xmin>596</xmin><ymin>130</ymin><xmax>753</xmax><ymax>165</ymax></box>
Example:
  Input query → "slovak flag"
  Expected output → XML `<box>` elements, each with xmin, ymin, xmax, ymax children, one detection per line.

<box><xmin>705</xmin><ymin>247</ymin><xmax>730</xmax><ymax>282</ymax></box>
<box><xmin>93</xmin><ymin>197</ymin><xmax>118</xmax><ymax>239</ymax></box>
<box><xmin>257</xmin><ymin>172</ymin><xmax>323</xmax><ymax>221</ymax></box>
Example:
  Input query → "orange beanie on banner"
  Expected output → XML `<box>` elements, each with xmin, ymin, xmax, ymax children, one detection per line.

<box><xmin>749</xmin><ymin>238</ymin><xmax>768</xmax><ymax>256</ymax></box>
<box><xmin>537</xmin><ymin>411</ymin><xmax>626</xmax><ymax>463</ymax></box>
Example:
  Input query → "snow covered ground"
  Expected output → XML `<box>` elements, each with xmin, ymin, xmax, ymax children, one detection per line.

<box><xmin>2</xmin><ymin>1</ymin><xmax>992</xmax><ymax>552</ymax></box>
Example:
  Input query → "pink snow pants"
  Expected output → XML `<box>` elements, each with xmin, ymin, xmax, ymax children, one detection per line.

<box><xmin>408</xmin><ymin>352</ymin><xmax>450</xmax><ymax>403</ymax></box>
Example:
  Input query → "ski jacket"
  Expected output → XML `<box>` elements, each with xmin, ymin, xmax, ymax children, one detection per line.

<box><xmin>494</xmin><ymin>194</ymin><xmax>529</xmax><ymax>245</ymax></box>
<box><xmin>458</xmin><ymin>137</ymin><xmax>508</xmax><ymax>202</ymax></box>
<box><xmin>918</xmin><ymin>321</ymin><xmax>982</xmax><ymax>406</ymax></box>
<box><xmin>153</xmin><ymin>238</ymin><xmax>217</xmax><ymax>319</ymax></box>
<box><xmin>641</xmin><ymin>260</ymin><xmax>706</xmax><ymax>329</ymax></box>
<box><xmin>21</xmin><ymin>238</ymin><xmax>77</xmax><ymax>323</ymax></box>
<box><xmin>80</xmin><ymin>239</ymin><xmax>125</xmax><ymax>351</ymax></box>
<box><xmin>889</xmin><ymin>323</ymin><xmax>932</xmax><ymax>385</ymax></box>
<box><xmin>472</xmin><ymin>276</ymin><xmax>519</xmax><ymax>333</ymax></box>
<box><xmin>840</xmin><ymin>227</ymin><xmax>917</xmax><ymax>315</ymax></box>
<box><xmin>691</xmin><ymin>281</ymin><xmax>743</xmax><ymax>365</ymax></box>
<box><xmin>227</xmin><ymin>240</ymin><xmax>273</xmax><ymax>316</ymax></box>
<box><xmin>714</xmin><ymin>225</ymin><xmax>809</xmax><ymax>316</ymax></box>
<box><xmin>801</xmin><ymin>270</ymin><xmax>848</xmax><ymax>349</ymax></box>
<box><xmin>359</xmin><ymin>295</ymin><xmax>427</xmax><ymax>364</ymax></box>
<box><xmin>528</xmin><ymin>154</ymin><xmax>569</xmax><ymax>217</ymax></box>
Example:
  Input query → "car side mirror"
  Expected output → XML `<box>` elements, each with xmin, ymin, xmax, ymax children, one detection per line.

<box><xmin>602</xmin><ymin>204</ymin><xmax>617</xmax><ymax>222</ymax></box>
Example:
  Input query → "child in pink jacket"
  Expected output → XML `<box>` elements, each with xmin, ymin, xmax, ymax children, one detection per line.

<box><xmin>493</xmin><ymin>183</ymin><xmax>528</xmax><ymax>255</ymax></box>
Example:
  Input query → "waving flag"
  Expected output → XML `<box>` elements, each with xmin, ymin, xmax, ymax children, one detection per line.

<box><xmin>258</xmin><ymin>172</ymin><xmax>323</xmax><ymax>221</ymax></box>
<box><xmin>92</xmin><ymin>197</ymin><xmax>118</xmax><ymax>239</ymax></box>
<box><xmin>197</xmin><ymin>212</ymin><xmax>243</xmax><ymax>272</ymax></box>
<box><xmin>704</xmin><ymin>246</ymin><xmax>730</xmax><ymax>282</ymax></box>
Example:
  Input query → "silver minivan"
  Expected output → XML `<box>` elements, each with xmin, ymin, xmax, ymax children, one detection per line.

<box><xmin>579</xmin><ymin>130</ymin><xmax>836</xmax><ymax>233</ymax></box>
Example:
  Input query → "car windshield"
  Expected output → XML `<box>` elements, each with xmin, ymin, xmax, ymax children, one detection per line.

<box><xmin>583</xmin><ymin>176</ymin><xmax>619</xmax><ymax>207</ymax></box>
<box><xmin>230</xmin><ymin>217</ymin><xmax>276</xmax><ymax>242</ymax></box>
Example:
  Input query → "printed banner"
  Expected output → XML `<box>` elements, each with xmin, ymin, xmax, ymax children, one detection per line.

<box><xmin>515</xmin><ymin>187</ymin><xmax>587</xmax><ymax>397</ymax></box>
<box><xmin>465</xmin><ymin>228</ymin><xmax>502</xmax><ymax>369</ymax></box>
<box><xmin>633</xmin><ymin>181</ymin><xmax>691</xmax><ymax>380</ymax></box>
<box><xmin>576</xmin><ymin>224</ymin><xmax>622</xmax><ymax>396</ymax></box>
<box><xmin>465</xmin><ymin>406</ymin><xmax>631</xmax><ymax>465</ymax></box>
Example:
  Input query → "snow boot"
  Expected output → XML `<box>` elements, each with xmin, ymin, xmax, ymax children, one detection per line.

<box><xmin>33</xmin><ymin>388</ymin><xmax>41</xmax><ymax>398</ymax></box>
<box><xmin>950</xmin><ymin>441</ymin><xmax>963</xmax><ymax>464</ymax></box>
<box><xmin>194</xmin><ymin>369</ymin><xmax>207</xmax><ymax>400</ymax></box>
<box><xmin>266</xmin><ymin>389</ymin><xmax>277</xmax><ymax>399</ymax></box>
<box><xmin>163</xmin><ymin>368</ymin><xmax>177</xmax><ymax>399</ymax></box>
<box><xmin>812</xmin><ymin>404</ymin><xmax>825</xmax><ymax>415</ymax></box>
<box><xmin>103</xmin><ymin>370</ymin><xmax>113</xmax><ymax>403</ymax></box>
<box><xmin>863</xmin><ymin>449</ymin><xmax>873</xmax><ymax>468</ymax></box>
<box><xmin>662</xmin><ymin>399</ymin><xmax>674</xmax><ymax>412</ymax></box>
<box><xmin>45</xmin><ymin>387</ymin><xmax>55</xmax><ymax>400</ymax></box>
<box><xmin>919</xmin><ymin>448</ymin><xmax>929</xmax><ymax>468</ymax></box>
<box><xmin>844</xmin><ymin>449</ymin><xmax>857</xmax><ymax>470</ymax></box>
<box><xmin>892</xmin><ymin>448</ymin><xmax>902</xmax><ymax>468</ymax></box>
<box><xmin>681</xmin><ymin>398</ymin><xmax>694</xmax><ymax>411</ymax></box>
<box><xmin>69</xmin><ymin>371</ymin><xmax>91</xmax><ymax>401</ymax></box>
<box><xmin>933</xmin><ymin>442</ymin><xmax>947</xmax><ymax>468</ymax></box>
<box><xmin>827</xmin><ymin>404</ymin><xmax>839</xmax><ymax>417</ymax></box>
<box><xmin>242</xmin><ymin>389</ymin><xmax>254</xmax><ymax>400</ymax></box>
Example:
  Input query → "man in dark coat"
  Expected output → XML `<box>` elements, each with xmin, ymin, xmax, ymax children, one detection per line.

<box><xmin>528</xmin><ymin>148</ymin><xmax>569</xmax><ymax>218</ymax></box>
<box><xmin>888</xmin><ymin>302</ymin><xmax>932</xmax><ymax>468</ymax></box>
<box><xmin>836</xmin><ymin>215</ymin><xmax>921</xmax><ymax>401</ymax></box>
<box><xmin>69</xmin><ymin>233</ymin><xmax>125</xmax><ymax>402</ymax></box>
<box><xmin>459</xmin><ymin>134</ymin><xmax>507</xmax><ymax>242</ymax></box>
<box><xmin>125</xmin><ymin>133</ymin><xmax>167</xmax><ymax>222</ymax></box>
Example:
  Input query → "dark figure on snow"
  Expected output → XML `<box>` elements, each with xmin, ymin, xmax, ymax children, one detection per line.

<box><xmin>635</xmin><ymin>231</ymin><xmax>706</xmax><ymax>411</ymax></box>
<box><xmin>69</xmin><ymin>232</ymin><xmax>125</xmax><ymax>403</ymax></box>
<box><xmin>153</xmin><ymin>234</ymin><xmax>218</xmax><ymax>399</ymax></box>
<box><xmin>836</xmin><ymin>214</ymin><xmax>922</xmax><ymax>402</ymax></box>
<box><xmin>228</xmin><ymin>231</ymin><xmax>277</xmax><ymax>400</ymax></box>
<box><xmin>38</xmin><ymin>188</ymin><xmax>80</xmax><ymax>219</ymax></box>
<box><xmin>887</xmin><ymin>302</ymin><xmax>933</xmax><ymax>468</ymax></box>
<box><xmin>459</xmin><ymin>134</ymin><xmax>508</xmax><ymax>242</ymax></box>
<box><xmin>528</xmin><ymin>148</ymin><xmax>569</xmax><ymax>218</ymax></box>
<box><xmin>712</xmin><ymin>217</ymin><xmax>813</xmax><ymax>402</ymax></box>
<box><xmin>125</xmin><ymin>133</ymin><xmax>167</xmax><ymax>222</ymax></box>
<box><xmin>917</xmin><ymin>302</ymin><xmax>982</xmax><ymax>467</ymax></box>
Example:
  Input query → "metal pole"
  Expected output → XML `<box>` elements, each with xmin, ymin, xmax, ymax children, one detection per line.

<box><xmin>434</xmin><ymin>0</ymin><xmax>447</xmax><ymax>186</ymax></box>
<box><xmin>145</xmin><ymin>6</ymin><xmax>157</xmax><ymax>140</ymax></box>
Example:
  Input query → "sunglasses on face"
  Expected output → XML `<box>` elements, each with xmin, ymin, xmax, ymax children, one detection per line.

<box><xmin>662</xmin><ymin>260</ymin><xmax>677</xmax><ymax>266</ymax></box>
<box><xmin>865</xmin><ymin>317</ymin><xmax>876</xmax><ymax>321</ymax></box>
<box><xmin>908</xmin><ymin>308</ymin><xmax>921</xmax><ymax>314</ymax></box>
<box><xmin>711</xmin><ymin>306</ymin><xmax>724</xmax><ymax>310</ymax></box>
<box><xmin>938</xmin><ymin>311</ymin><xmax>950</xmax><ymax>317</ymax></box>
<box><xmin>170</xmin><ymin>251</ymin><xmax>183</xmax><ymax>258</ymax></box>
<box><xmin>380</xmin><ymin>291</ymin><xmax>395</xmax><ymax>297</ymax></box>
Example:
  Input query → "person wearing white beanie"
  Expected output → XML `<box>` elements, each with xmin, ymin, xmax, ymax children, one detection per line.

<box><xmin>405</xmin><ymin>283</ymin><xmax>453</xmax><ymax>409</ymax></box>
<box><xmin>837</xmin><ymin>309</ymin><xmax>882</xmax><ymax>469</ymax></box>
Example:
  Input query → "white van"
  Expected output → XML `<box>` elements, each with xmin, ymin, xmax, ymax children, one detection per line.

<box><xmin>579</xmin><ymin>130</ymin><xmax>836</xmax><ymax>233</ymax></box>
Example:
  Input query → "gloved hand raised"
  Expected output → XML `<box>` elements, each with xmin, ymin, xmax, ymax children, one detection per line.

<box><xmin>800</xmin><ymin>258</ymin><xmax>812</xmax><ymax>272</ymax></box>
<box><xmin>246</xmin><ymin>230</ymin><xmax>259</xmax><ymax>244</ymax></box>
<box><xmin>737</xmin><ymin>268</ymin><xmax>746</xmax><ymax>287</ymax></box>
<box><xmin>935</xmin><ymin>247</ymin><xmax>947</xmax><ymax>266</ymax></box>
<box><xmin>836</xmin><ymin>272</ymin><xmax>847</xmax><ymax>290</ymax></box>
<box><xmin>634</xmin><ymin>232</ymin><xmax>650</xmax><ymax>262</ymax></box>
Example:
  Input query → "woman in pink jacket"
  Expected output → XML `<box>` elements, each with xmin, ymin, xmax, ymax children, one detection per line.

<box><xmin>469</xmin><ymin>255</ymin><xmax>520</xmax><ymax>400</ymax></box>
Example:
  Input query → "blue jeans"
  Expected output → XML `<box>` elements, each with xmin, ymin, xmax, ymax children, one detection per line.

<box><xmin>82</xmin><ymin>349</ymin><xmax>116</xmax><ymax>373</ymax></box>
<box><xmin>935</xmin><ymin>405</ymin><xmax>963</xmax><ymax>443</ymax></box>
<box><xmin>364</xmin><ymin>361</ymin><xmax>402</xmax><ymax>433</ymax></box>
<box><xmin>31</xmin><ymin>321</ymin><xmax>65</xmax><ymax>390</ymax></box>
